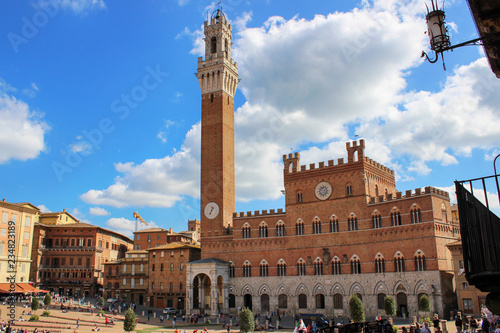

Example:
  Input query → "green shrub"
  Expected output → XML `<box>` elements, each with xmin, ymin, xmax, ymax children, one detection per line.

<box><xmin>419</xmin><ymin>317</ymin><xmax>432</xmax><ymax>325</ymax></box>
<box><xmin>42</xmin><ymin>310</ymin><xmax>50</xmax><ymax>317</ymax></box>
<box><xmin>349</xmin><ymin>294</ymin><xmax>365</xmax><ymax>323</ymax></box>
<box><xmin>419</xmin><ymin>295</ymin><xmax>431</xmax><ymax>312</ymax></box>
<box><xmin>238</xmin><ymin>308</ymin><xmax>255</xmax><ymax>333</ymax></box>
<box><xmin>31</xmin><ymin>297</ymin><xmax>40</xmax><ymax>312</ymax></box>
<box><xmin>43</xmin><ymin>293</ymin><xmax>52</xmax><ymax>308</ymax></box>
<box><xmin>384</xmin><ymin>296</ymin><xmax>396</xmax><ymax>317</ymax></box>
<box><xmin>29</xmin><ymin>315</ymin><xmax>39</xmax><ymax>322</ymax></box>
<box><xmin>98</xmin><ymin>297</ymin><xmax>105</xmax><ymax>308</ymax></box>
<box><xmin>124</xmin><ymin>308</ymin><xmax>136</xmax><ymax>332</ymax></box>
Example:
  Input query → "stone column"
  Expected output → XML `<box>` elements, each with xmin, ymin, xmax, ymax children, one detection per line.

<box><xmin>211</xmin><ymin>283</ymin><xmax>218</xmax><ymax>316</ymax></box>
<box><xmin>221</xmin><ymin>283</ymin><xmax>229</xmax><ymax>314</ymax></box>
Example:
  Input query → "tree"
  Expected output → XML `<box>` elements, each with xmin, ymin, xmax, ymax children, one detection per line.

<box><xmin>31</xmin><ymin>297</ymin><xmax>40</xmax><ymax>313</ymax></box>
<box><xmin>43</xmin><ymin>293</ymin><xmax>52</xmax><ymax>308</ymax></box>
<box><xmin>384</xmin><ymin>296</ymin><xmax>396</xmax><ymax>318</ymax></box>
<box><xmin>419</xmin><ymin>295</ymin><xmax>431</xmax><ymax>314</ymax></box>
<box><xmin>238</xmin><ymin>308</ymin><xmax>255</xmax><ymax>333</ymax></box>
<box><xmin>98</xmin><ymin>297</ymin><xmax>105</xmax><ymax>308</ymax></box>
<box><xmin>124</xmin><ymin>308</ymin><xmax>136</xmax><ymax>332</ymax></box>
<box><xmin>349</xmin><ymin>294</ymin><xmax>365</xmax><ymax>323</ymax></box>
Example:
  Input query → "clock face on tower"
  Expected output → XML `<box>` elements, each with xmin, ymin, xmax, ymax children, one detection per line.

<box><xmin>204</xmin><ymin>202</ymin><xmax>220</xmax><ymax>219</ymax></box>
<box><xmin>315</xmin><ymin>181</ymin><xmax>332</xmax><ymax>200</ymax></box>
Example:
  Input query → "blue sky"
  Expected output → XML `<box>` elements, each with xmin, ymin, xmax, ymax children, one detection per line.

<box><xmin>1</xmin><ymin>0</ymin><xmax>499</xmax><ymax>237</ymax></box>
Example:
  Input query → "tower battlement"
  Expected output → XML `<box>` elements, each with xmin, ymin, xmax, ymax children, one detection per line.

<box><xmin>283</xmin><ymin>140</ymin><xmax>394</xmax><ymax>176</ymax></box>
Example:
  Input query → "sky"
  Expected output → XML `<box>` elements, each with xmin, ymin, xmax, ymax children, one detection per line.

<box><xmin>1</xmin><ymin>0</ymin><xmax>499</xmax><ymax>238</ymax></box>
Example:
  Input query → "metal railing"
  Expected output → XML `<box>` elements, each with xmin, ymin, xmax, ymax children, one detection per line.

<box><xmin>455</xmin><ymin>160</ymin><xmax>500</xmax><ymax>293</ymax></box>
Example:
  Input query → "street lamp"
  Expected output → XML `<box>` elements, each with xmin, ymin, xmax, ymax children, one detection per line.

<box><xmin>421</xmin><ymin>0</ymin><xmax>500</xmax><ymax>70</ymax></box>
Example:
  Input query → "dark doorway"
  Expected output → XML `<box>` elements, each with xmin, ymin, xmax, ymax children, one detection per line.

<box><xmin>244</xmin><ymin>294</ymin><xmax>252</xmax><ymax>310</ymax></box>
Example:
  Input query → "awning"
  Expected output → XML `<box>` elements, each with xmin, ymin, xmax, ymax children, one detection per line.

<box><xmin>0</xmin><ymin>283</ymin><xmax>50</xmax><ymax>294</ymax></box>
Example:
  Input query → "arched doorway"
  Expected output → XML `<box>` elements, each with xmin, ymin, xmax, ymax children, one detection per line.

<box><xmin>244</xmin><ymin>294</ymin><xmax>252</xmax><ymax>310</ymax></box>
<box><xmin>397</xmin><ymin>293</ymin><xmax>408</xmax><ymax>316</ymax></box>
<box><xmin>193</xmin><ymin>273</ymin><xmax>211</xmax><ymax>313</ymax></box>
<box><xmin>261</xmin><ymin>294</ymin><xmax>270</xmax><ymax>314</ymax></box>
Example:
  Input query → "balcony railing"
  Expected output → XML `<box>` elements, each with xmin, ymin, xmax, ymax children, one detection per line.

<box><xmin>455</xmin><ymin>171</ymin><xmax>500</xmax><ymax>293</ymax></box>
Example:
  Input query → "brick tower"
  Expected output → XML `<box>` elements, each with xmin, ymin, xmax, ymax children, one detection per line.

<box><xmin>197</xmin><ymin>9</ymin><xmax>238</xmax><ymax>241</ymax></box>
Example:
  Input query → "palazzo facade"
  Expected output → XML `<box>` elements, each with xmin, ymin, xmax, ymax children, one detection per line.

<box><xmin>186</xmin><ymin>9</ymin><xmax>460</xmax><ymax>320</ymax></box>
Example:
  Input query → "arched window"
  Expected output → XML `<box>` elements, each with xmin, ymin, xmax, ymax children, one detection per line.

<box><xmin>243</xmin><ymin>261</ymin><xmax>252</xmax><ymax>277</ymax></box>
<box><xmin>278</xmin><ymin>294</ymin><xmax>287</xmax><ymax>308</ymax></box>
<box><xmin>331</xmin><ymin>257</ymin><xmax>342</xmax><ymax>275</ymax></box>
<box><xmin>276</xmin><ymin>221</ymin><xmax>285</xmax><ymax>237</ymax></box>
<box><xmin>372</xmin><ymin>211</ymin><xmax>382</xmax><ymax>228</ymax></box>
<box><xmin>394</xmin><ymin>252</ymin><xmax>405</xmax><ymax>272</ymax></box>
<box><xmin>314</xmin><ymin>258</ymin><xmax>324</xmax><ymax>275</ymax></box>
<box><xmin>410</xmin><ymin>206</ymin><xmax>422</xmax><ymax>223</ymax></box>
<box><xmin>391</xmin><ymin>210</ymin><xmax>402</xmax><ymax>226</ymax></box>
<box><xmin>330</xmin><ymin>215</ymin><xmax>339</xmax><ymax>232</ymax></box>
<box><xmin>229</xmin><ymin>262</ymin><xmax>235</xmax><ymax>278</ymax></box>
<box><xmin>298</xmin><ymin>294</ymin><xmax>307</xmax><ymax>309</ymax></box>
<box><xmin>277</xmin><ymin>259</ymin><xmax>287</xmax><ymax>277</ymax></box>
<box><xmin>315</xmin><ymin>294</ymin><xmax>325</xmax><ymax>309</ymax></box>
<box><xmin>375</xmin><ymin>253</ymin><xmax>385</xmax><ymax>273</ymax></box>
<box><xmin>108</xmin><ymin>267</ymin><xmax>112</xmax><ymax>276</ymax></box>
<box><xmin>375</xmin><ymin>185</ymin><xmax>379</xmax><ymax>197</ymax></box>
<box><xmin>333</xmin><ymin>294</ymin><xmax>343</xmax><ymax>309</ymax></box>
<box><xmin>115</xmin><ymin>267</ymin><xmax>119</xmax><ymax>276</ymax></box>
<box><xmin>297</xmin><ymin>258</ymin><xmax>306</xmax><ymax>276</ymax></box>
<box><xmin>211</xmin><ymin>36</ymin><xmax>217</xmax><ymax>53</ymax></box>
<box><xmin>296</xmin><ymin>219</ymin><xmax>305</xmax><ymax>235</ymax></box>
<box><xmin>312</xmin><ymin>217</ymin><xmax>322</xmax><ymax>234</ymax></box>
<box><xmin>260</xmin><ymin>260</ymin><xmax>269</xmax><ymax>277</ymax></box>
<box><xmin>242</xmin><ymin>223</ymin><xmax>251</xmax><ymax>239</ymax></box>
<box><xmin>348</xmin><ymin>215</ymin><xmax>358</xmax><ymax>231</ymax></box>
<box><xmin>297</xmin><ymin>192</ymin><xmax>303</xmax><ymax>203</ymax></box>
<box><xmin>259</xmin><ymin>222</ymin><xmax>268</xmax><ymax>238</ymax></box>
<box><xmin>350</xmin><ymin>256</ymin><xmax>361</xmax><ymax>274</ymax></box>
<box><xmin>415</xmin><ymin>250</ymin><xmax>426</xmax><ymax>271</ymax></box>
<box><xmin>346</xmin><ymin>185</ymin><xmax>353</xmax><ymax>196</ymax></box>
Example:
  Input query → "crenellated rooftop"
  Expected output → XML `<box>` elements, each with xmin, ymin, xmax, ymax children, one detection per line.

<box><xmin>283</xmin><ymin>140</ymin><xmax>394</xmax><ymax>175</ymax></box>
<box><xmin>233</xmin><ymin>208</ymin><xmax>285</xmax><ymax>218</ymax></box>
<box><xmin>368</xmin><ymin>186</ymin><xmax>449</xmax><ymax>204</ymax></box>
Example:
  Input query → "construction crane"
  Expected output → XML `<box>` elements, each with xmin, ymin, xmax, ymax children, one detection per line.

<box><xmin>133</xmin><ymin>212</ymin><xmax>149</xmax><ymax>232</ymax></box>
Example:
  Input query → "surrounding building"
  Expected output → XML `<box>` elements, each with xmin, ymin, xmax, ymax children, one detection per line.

<box><xmin>30</xmin><ymin>215</ymin><xmax>133</xmax><ymax>297</ymax></box>
<box><xmin>148</xmin><ymin>242</ymin><xmax>201</xmax><ymax>310</ymax></box>
<box><xmin>466</xmin><ymin>0</ymin><xmax>500</xmax><ymax>78</ymax></box>
<box><xmin>447</xmin><ymin>241</ymin><xmax>488</xmax><ymax>316</ymax></box>
<box><xmin>0</xmin><ymin>199</ymin><xmax>39</xmax><ymax>283</ymax></box>
<box><xmin>133</xmin><ymin>224</ymin><xmax>200</xmax><ymax>250</ymax></box>
<box><xmin>186</xmin><ymin>9</ymin><xmax>460</xmax><ymax>319</ymax></box>
<box><xmin>103</xmin><ymin>249</ymin><xmax>149</xmax><ymax>306</ymax></box>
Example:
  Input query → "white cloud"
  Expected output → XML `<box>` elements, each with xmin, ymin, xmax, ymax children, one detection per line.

<box><xmin>80</xmin><ymin>0</ymin><xmax>500</xmax><ymax>208</ymax></box>
<box><xmin>0</xmin><ymin>86</ymin><xmax>49</xmax><ymax>164</ymax></box>
<box><xmin>89</xmin><ymin>207</ymin><xmax>110</xmax><ymax>216</ymax></box>
<box><xmin>80</xmin><ymin>124</ymin><xmax>201</xmax><ymax>208</ymax></box>
<box><xmin>37</xmin><ymin>204</ymin><xmax>51</xmax><ymax>213</ymax></box>
<box><xmin>70</xmin><ymin>141</ymin><xmax>93</xmax><ymax>154</ymax></box>
<box><xmin>106</xmin><ymin>217</ymin><xmax>159</xmax><ymax>239</ymax></box>
<box><xmin>35</xmin><ymin>0</ymin><xmax>106</xmax><ymax>15</ymax></box>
